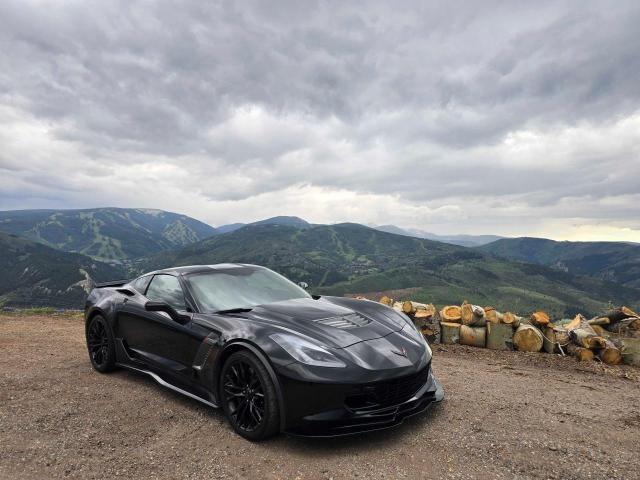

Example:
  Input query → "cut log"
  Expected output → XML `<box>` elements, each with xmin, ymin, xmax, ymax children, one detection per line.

<box><xmin>565</xmin><ymin>314</ymin><xmax>583</xmax><ymax>331</ymax></box>
<box><xmin>379</xmin><ymin>295</ymin><xmax>393</xmax><ymax>306</ymax></box>
<box><xmin>392</xmin><ymin>302</ymin><xmax>404</xmax><ymax>313</ymax></box>
<box><xmin>567</xmin><ymin>315</ymin><xmax>599</xmax><ymax>348</ymax></box>
<box><xmin>420</xmin><ymin>326</ymin><xmax>440</xmax><ymax>345</ymax></box>
<box><xmin>590</xmin><ymin>325</ymin><xmax>608</xmax><ymax>337</ymax></box>
<box><xmin>402</xmin><ymin>300</ymin><xmax>416</xmax><ymax>314</ymax></box>
<box><xmin>588</xmin><ymin>316</ymin><xmax>610</xmax><ymax>326</ymax></box>
<box><xmin>461</xmin><ymin>303</ymin><xmax>486</xmax><ymax>327</ymax></box>
<box><xmin>542</xmin><ymin>326</ymin><xmax>557</xmax><ymax>354</ymax></box>
<box><xmin>602</xmin><ymin>306</ymin><xmax>639</xmax><ymax>324</ymax></box>
<box><xmin>554</xmin><ymin>327</ymin><xmax>570</xmax><ymax>347</ymax></box>
<box><xmin>502</xmin><ymin>312</ymin><xmax>526</xmax><ymax>327</ymax></box>
<box><xmin>486</xmin><ymin>322</ymin><xmax>513</xmax><ymax>351</ymax></box>
<box><xmin>530</xmin><ymin>311</ymin><xmax>550</xmax><ymax>328</ymax></box>
<box><xmin>512</xmin><ymin>315</ymin><xmax>527</xmax><ymax>329</ymax></box>
<box><xmin>570</xmin><ymin>329</ymin><xmax>599</xmax><ymax>348</ymax></box>
<box><xmin>567</xmin><ymin>343</ymin><xmax>595</xmax><ymax>362</ymax></box>
<box><xmin>589</xmin><ymin>336</ymin><xmax>608</xmax><ymax>350</ymax></box>
<box><xmin>459</xmin><ymin>325</ymin><xmax>486</xmax><ymax>348</ymax></box>
<box><xmin>610</xmin><ymin>336</ymin><xmax>640</xmax><ymax>366</ymax></box>
<box><xmin>513</xmin><ymin>324</ymin><xmax>543</xmax><ymax>352</ymax></box>
<box><xmin>544</xmin><ymin>325</ymin><xmax>571</xmax><ymax>355</ymax></box>
<box><xmin>485</xmin><ymin>307</ymin><xmax>504</xmax><ymax>324</ymax></box>
<box><xmin>413</xmin><ymin>308</ymin><xmax>440</xmax><ymax>344</ymax></box>
<box><xmin>598</xmin><ymin>339</ymin><xmax>622</xmax><ymax>365</ymax></box>
<box><xmin>412</xmin><ymin>314</ymin><xmax>431</xmax><ymax>330</ymax></box>
<box><xmin>605</xmin><ymin>317</ymin><xmax>640</xmax><ymax>335</ymax></box>
<box><xmin>441</xmin><ymin>305</ymin><xmax>462</xmax><ymax>323</ymax></box>
<box><xmin>441</xmin><ymin>322</ymin><xmax>461</xmax><ymax>345</ymax></box>
<box><xmin>502</xmin><ymin>312</ymin><xmax>516</xmax><ymax>325</ymax></box>
<box><xmin>413</xmin><ymin>303</ymin><xmax>437</xmax><ymax>318</ymax></box>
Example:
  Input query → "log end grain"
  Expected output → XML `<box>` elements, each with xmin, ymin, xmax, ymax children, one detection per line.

<box><xmin>513</xmin><ymin>324</ymin><xmax>543</xmax><ymax>352</ymax></box>
<box><xmin>441</xmin><ymin>305</ymin><xmax>462</xmax><ymax>323</ymax></box>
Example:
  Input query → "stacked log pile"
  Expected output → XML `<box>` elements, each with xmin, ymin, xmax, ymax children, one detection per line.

<box><xmin>394</xmin><ymin>299</ymin><xmax>441</xmax><ymax>343</ymax></box>
<box><xmin>376</xmin><ymin>296</ymin><xmax>640</xmax><ymax>367</ymax></box>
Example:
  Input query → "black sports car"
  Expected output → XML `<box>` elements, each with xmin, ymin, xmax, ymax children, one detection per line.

<box><xmin>85</xmin><ymin>264</ymin><xmax>443</xmax><ymax>440</ymax></box>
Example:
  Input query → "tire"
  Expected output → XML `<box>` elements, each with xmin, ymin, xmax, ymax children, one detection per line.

<box><xmin>220</xmin><ymin>350</ymin><xmax>280</xmax><ymax>441</ymax></box>
<box><xmin>86</xmin><ymin>315</ymin><xmax>116</xmax><ymax>373</ymax></box>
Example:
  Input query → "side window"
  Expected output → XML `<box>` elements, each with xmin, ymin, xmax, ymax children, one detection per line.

<box><xmin>131</xmin><ymin>275</ymin><xmax>152</xmax><ymax>295</ymax></box>
<box><xmin>146</xmin><ymin>275</ymin><xmax>186</xmax><ymax>311</ymax></box>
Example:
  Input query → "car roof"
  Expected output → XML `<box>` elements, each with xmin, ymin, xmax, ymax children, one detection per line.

<box><xmin>143</xmin><ymin>263</ymin><xmax>257</xmax><ymax>277</ymax></box>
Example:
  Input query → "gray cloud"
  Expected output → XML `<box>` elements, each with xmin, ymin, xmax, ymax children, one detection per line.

<box><xmin>0</xmin><ymin>0</ymin><xmax>639</xmax><ymax>240</ymax></box>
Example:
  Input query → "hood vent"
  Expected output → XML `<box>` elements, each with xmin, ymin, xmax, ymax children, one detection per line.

<box><xmin>314</xmin><ymin>312</ymin><xmax>371</xmax><ymax>329</ymax></box>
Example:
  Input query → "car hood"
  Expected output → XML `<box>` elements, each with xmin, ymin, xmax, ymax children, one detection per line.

<box><xmin>243</xmin><ymin>297</ymin><xmax>404</xmax><ymax>349</ymax></box>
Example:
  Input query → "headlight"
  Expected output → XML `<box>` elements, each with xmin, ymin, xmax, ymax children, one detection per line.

<box><xmin>270</xmin><ymin>333</ymin><xmax>346</xmax><ymax>368</ymax></box>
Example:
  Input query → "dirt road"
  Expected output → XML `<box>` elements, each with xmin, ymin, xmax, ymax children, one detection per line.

<box><xmin>1</xmin><ymin>314</ymin><xmax>639</xmax><ymax>479</ymax></box>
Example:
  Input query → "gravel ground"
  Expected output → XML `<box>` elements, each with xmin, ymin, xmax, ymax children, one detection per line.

<box><xmin>1</xmin><ymin>314</ymin><xmax>639</xmax><ymax>480</ymax></box>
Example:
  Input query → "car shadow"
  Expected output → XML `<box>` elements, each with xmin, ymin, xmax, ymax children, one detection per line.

<box><xmin>112</xmin><ymin>368</ymin><xmax>226</xmax><ymax>418</ymax></box>
<box><xmin>112</xmin><ymin>368</ymin><xmax>444</xmax><ymax>452</ymax></box>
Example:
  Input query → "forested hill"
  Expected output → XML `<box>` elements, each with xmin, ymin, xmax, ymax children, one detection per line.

<box><xmin>0</xmin><ymin>208</ymin><xmax>217</xmax><ymax>261</ymax></box>
<box><xmin>145</xmin><ymin>223</ymin><xmax>640</xmax><ymax>318</ymax></box>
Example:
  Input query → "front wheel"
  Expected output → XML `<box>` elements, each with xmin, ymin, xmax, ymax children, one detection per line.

<box><xmin>220</xmin><ymin>351</ymin><xmax>280</xmax><ymax>441</ymax></box>
<box><xmin>86</xmin><ymin>315</ymin><xmax>116</xmax><ymax>373</ymax></box>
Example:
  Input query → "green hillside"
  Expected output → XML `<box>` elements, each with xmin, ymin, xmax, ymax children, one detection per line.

<box><xmin>0</xmin><ymin>232</ymin><xmax>126</xmax><ymax>308</ymax></box>
<box><xmin>145</xmin><ymin>224</ymin><xmax>640</xmax><ymax>318</ymax></box>
<box><xmin>479</xmin><ymin>237</ymin><xmax>640</xmax><ymax>289</ymax></box>
<box><xmin>0</xmin><ymin>208</ymin><xmax>216</xmax><ymax>261</ymax></box>
<box><xmin>216</xmin><ymin>216</ymin><xmax>311</xmax><ymax>233</ymax></box>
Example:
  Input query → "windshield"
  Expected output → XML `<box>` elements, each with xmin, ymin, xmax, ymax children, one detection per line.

<box><xmin>185</xmin><ymin>266</ymin><xmax>311</xmax><ymax>312</ymax></box>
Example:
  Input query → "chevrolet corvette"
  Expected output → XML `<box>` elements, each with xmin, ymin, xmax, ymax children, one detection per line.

<box><xmin>84</xmin><ymin>264</ymin><xmax>443</xmax><ymax>440</ymax></box>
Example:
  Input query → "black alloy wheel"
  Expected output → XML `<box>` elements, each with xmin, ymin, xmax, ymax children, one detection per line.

<box><xmin>86</xmin><ymin>315</ymin><xmax>115</xmax><ymax>372</ymax></box>
<box><xmin>220</xmin><ymin>351</ymin><xmax>280</xmax><ymax>441</ymax></box>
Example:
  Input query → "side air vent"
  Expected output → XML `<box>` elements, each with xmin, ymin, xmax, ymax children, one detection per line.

<box><xmin>314</xmin><ymin>312</ymin><xmax>371</xmax><ymax>329</ymax></box>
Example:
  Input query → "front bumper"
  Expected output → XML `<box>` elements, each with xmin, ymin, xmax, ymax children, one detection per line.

<box><xmin>279</xmin><ymin>366</ymin><xmax>444</xmax><ymax>437</ymax></box>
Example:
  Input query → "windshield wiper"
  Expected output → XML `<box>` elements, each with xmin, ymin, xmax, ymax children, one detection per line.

<box><xmin>215</xmin><ymin>307</ymin><xmax>253</xmax><ymax>314</ymax></box>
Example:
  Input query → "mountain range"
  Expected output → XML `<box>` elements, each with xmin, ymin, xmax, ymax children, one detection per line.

<box><xmin>0</xmin><ymin>232</ymin><xmax>125</xmax><ymax>308</ymax></box>
<box><xmin>215</xmin><ymin>216</ymin><xmax>311</xmax><ymax>234</ymax></box>
<box><xmin>0</xmin><ymin>208</ymin><xmax>216</xmax><ymax>262</ymax></box>
<box><xmin>479</xmin><ymin>237</ymin><xmax>640</xmax><ymax>289</ymax></box>
<box><xmin>371</xmin><ymin>224</ymin><xmax>503</xmax><ymax>247</ymax></box>
<box><xmin>0</xmin><ymin>208</ymin><xmax>638</xmax><ymax>317</ymax></box>
<box><xmin>142</xmin><ymin>223</ymin><xmax>639</xmax><ymax>318</ymax></box>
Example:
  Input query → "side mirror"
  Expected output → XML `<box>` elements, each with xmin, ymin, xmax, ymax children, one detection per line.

<box><xmin>145</xmin><ymin>301</ymin><xmax>191</xmax><ymax>325</ymax></box>
<box><xmin>298</xmin><ymin>281</ymin><xmax>309</xmax><ymax>290</ymax></box>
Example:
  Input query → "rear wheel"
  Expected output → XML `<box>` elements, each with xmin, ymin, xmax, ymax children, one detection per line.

<box><xmin>220</xmin><ymin>351</ymin><xmax>280</xmax><ymax>441</ymax></box>
<box><xmin>86</xmin><ymin>315</ymin><xmax>116</xmax><ymax>373</ymax></box>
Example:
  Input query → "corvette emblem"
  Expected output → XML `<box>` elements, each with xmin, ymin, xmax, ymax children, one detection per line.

<box><xmin>391</xmin><ymin>347</ymin><xmax>408</xmax><ymax>357</ymax></box>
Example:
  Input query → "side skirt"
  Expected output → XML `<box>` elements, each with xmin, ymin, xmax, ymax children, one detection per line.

<box><xmin>116</xmin><ymin>363</ymin><xmax>219</xmax><ymax>409</ymax></box>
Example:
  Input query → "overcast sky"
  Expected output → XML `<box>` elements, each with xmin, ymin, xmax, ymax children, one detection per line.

<box><xmin>1</xmin><ymin>1</ymin><xmax>639</xmax><ymax>241</ymax></box>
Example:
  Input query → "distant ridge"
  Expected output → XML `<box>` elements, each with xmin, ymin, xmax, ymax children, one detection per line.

<box><xmin>0</xmin><ymin>208</ymin><xmax>217</xmax><ymax>261</ymax></box>
<box><xmin>373</xmin><ymin>224</ymin><xmax>504</xmax><ymax>247</ymax></box>
<box><xmin>216</xmin><ymin>216</ymin><xmax>310</xmax><ymax>234</ymax></box>
<box><xmin>479</xmin><ymin>237</ymin><xmax>640</xmax><ymax>289</ymax></box>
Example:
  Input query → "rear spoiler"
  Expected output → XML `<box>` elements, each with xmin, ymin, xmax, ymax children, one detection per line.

<box><xmin>94</xmin><ymin>279</ymin><xmax>130</xmax><ymax>288</ymax></box>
